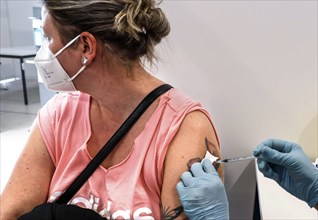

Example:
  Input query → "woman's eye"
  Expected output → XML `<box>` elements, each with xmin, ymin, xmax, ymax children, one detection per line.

<box><xmin>43</xmin><ymin>34</ymin><xmax>51</xmax><ymax>42</ymax></box>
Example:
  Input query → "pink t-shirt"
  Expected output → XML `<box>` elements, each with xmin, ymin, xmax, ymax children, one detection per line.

<box><xmin>38</xmin><ymin>88</ymin><xmax>218</xmax><ymax>219</ymax></box>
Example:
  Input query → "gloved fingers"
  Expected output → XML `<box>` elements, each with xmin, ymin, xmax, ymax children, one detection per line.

<box><xmin>190</xmin><ymin>162</ymin><xmax>206</xmax><ymax>177</ymax></box>
<box><xmin>176</xmin><ymin>181</ymin><xmax>185</xmax><ymax>192</ymax></box>
<box><xmin>269</xmin><ymin>139</ymin><xmax>300</xmax><ymax>152</ymax></box>
<box><xmin>180</xmin><ymin>171</ymin><xmax>195</xmax><ymax>187</ymax></box>
<box><xmin>254</xmin><ymin>139</ymin><xmax>288</xmax><ymax>157</ymax></box>
<box><xmin>253</xmin><ymin>146</ymin><xmax>262</xmax><ymax>158</ymax></box>
<box><xmin>253</xmin><ymin>139</ymin><xmax>270</xmax><ymax>157</ymax></box>
<box><xmin>261</xmin><ymin>146</ymin><xmax>286</xmax><ymax>166</ymax></box>
<box><xmin>256</xmin><ymin>158</ymin><xmax>267</xmax><ymax>172</ymax></box>
<box><xmin>257</xmin><ymin>158</ymin><xmax>281</xmax><ymax>182</ymax></box>
<box><xmin>262</xmin><ymin>139</ymin><xmax>299</xmax><ymax>152</ymax></box>
<box><xmin>201</xmin><ymin>159</ymin><xmax>218</xmax><ymax>175</ymax></box>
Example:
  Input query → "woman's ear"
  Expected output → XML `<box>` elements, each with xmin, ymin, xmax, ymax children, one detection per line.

<box><xmin>78</xmin><ymin>32</ymin><xmax>96</xmax><ymax>66</ymax></box>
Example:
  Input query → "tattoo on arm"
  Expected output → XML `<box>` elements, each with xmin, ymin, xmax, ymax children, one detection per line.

<box><xmin>167</xmin><ymin>138</ymin><xmax>221</xmax><ymax>220</ymax></box>
<box><xmin>161</xmin><ymin>206</ymin><xmax>185</xmax><ymax>220</ymax></box>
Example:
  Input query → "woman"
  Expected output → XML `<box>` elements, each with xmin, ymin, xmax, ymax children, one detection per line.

<box><xmin>0</xmin><ymin>1</ymin><xmax>222</xmax><ymax>219</ymax></box>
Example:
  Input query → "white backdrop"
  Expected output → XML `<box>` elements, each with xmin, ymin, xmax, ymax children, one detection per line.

<box><xmin>156</xmin><ymin>1</ymin><xmax>317</xmax><ymax>219</ymax></box>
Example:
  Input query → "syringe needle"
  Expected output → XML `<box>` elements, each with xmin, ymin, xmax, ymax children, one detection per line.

<box><xmin>216</xmin><ymin>155</ymin><xmax>256</xmax><ymax>163</ymax></box>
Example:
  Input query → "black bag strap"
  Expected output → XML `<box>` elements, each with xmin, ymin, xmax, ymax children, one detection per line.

<box><xmin>55</xmin><ymin>84</ymin><xmax>173</xmax><ymax>204</ymax></box>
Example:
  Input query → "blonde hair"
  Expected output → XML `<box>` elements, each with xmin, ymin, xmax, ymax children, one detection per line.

<box><xmin>43</xmin><ymin>0</ymin><xmax>170</xmax><ymax>67</ymax></box>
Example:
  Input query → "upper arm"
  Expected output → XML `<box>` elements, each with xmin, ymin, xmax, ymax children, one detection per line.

<box><xmin>160</xmin><ymin>110</ymin><xmax>222</xmax><ymax>219</ymax></box>
<box><xmin>0</xmin><ymin>118</ymin><xmax>55</xmax><ymax>219</ymax></box>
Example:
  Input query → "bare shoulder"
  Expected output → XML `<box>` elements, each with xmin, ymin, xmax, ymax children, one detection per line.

<box><xmin>160</xmin><ymin>110</ymin><xmax>221</xmax><ymax>219</ymax></box>
<box><xmin>166</xmin><ymin>110</ymin><xmax>219</xmax><ymax>164</ymax></box>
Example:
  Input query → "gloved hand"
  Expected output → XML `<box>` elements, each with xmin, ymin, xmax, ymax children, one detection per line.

<box><xmin>176</xmin><ymin>159</ymin><xmax>229</xmax><ymax>220</ymax></box>
<box><xmin>253</xmin><ymin>138</ymin><xmax>318</xmax><ymax>208</ymax></box>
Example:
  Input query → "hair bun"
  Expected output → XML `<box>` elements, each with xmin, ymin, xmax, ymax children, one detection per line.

<box><xmin>44</xmin><ymin>0</ymin><xmax>170</xmax><ymax>66</ymax></box>
<box><xmin>115</xmin><ymin>0</ymin><xmax>169</xmax><ymax>42</ymax></box>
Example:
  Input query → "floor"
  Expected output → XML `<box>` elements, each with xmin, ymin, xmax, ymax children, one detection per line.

<box><xmin>0</xmin><ymin>77</ymin><xmax>41</xmax><ymax>193</ymax></box>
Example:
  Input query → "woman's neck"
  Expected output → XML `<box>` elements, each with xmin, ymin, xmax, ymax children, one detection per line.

<box><xmin>83</xmin><ymin>63</ymin><xmax>164</xmax><ymax>122</ymax></box>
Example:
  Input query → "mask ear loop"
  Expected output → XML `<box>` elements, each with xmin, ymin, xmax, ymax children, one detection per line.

<box><xmin>54</xmin><ymin>35</ymin><xmax>81</xmax><ymax>58</ymax></box>
<box><xmin>67</xmin><ymin>56</ymin><xmax>88</xmax><ymax>82</ymax></box>
<box><xmin>67</xmin><ymin>65</ymin><xmax>87</xmax><ymax>82</ymax></box>
<box><xmin>66</xmin><ymin>57</ymin><xmax>89</xmax><ymax>82</ymax></box>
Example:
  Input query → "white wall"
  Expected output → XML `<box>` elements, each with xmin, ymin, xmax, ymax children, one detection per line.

<box><xmin>157</xmin><ymin>1</ymin><xmax>317</xmax><ymax>219</ymax></box>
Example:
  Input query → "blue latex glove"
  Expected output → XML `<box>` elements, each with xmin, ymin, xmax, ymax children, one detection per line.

<box><xmin>176</xmin><ymin>159</ymin><xmax>229</xmax><ymax>220</ymax></box>
<box><xmin>253</xmin><ymin>139</ymin><xmax>318</xmax><ymax>208</ymax></box>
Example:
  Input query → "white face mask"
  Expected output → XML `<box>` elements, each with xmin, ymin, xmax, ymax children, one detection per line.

<box><xmin>34</xmin><ymin>35</ymin><xmax>87</xmax><ymax>92</ymax></box>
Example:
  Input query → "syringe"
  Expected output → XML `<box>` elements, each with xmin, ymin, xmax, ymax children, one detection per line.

<box><xmin>216</xmin><ymin>155</ymin><xmax>257</xmax><ymax>163</ymax></box>
<box><xmin>203</xmin><ymin>138</ymin><xmax>258</xmax><ymax>164</ymax></box>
